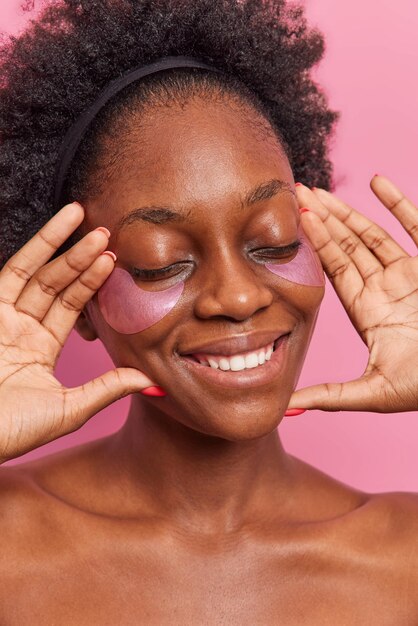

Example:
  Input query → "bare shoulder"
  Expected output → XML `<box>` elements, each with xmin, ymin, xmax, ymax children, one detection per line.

<box><xmin>355</xmin><ymin>490</ymin><xmax>418</xmax><ymax>597</ymax></box>
<box><xmin>0</xmin><ymin>449</ymin><xmax>79</xmax><ymax>514</ymax></box>
<box><xmin>0</xmin><ymin>462</ymin><xmax>42</xmax><ymax>523</ymax></box>
<box><xmin>363</xmin><ymin>490</ymin><xmax>418</xmax><ymax>534</ymax></box>
<box><xmin>366</xmin><ymin>490</ymin><xmax>418</xmax><ymax>544</ymax></box>
<box><xmin>0</xmin><ymin>462</ymin><xmax>50</xmax><ymax>573</ymax></box>
<box><xmin>0</xmin><ymin>441</ymin><xmax>110</xmax><ymax>582</ymax></box>
<box><xmin>0</xmin><ymin>438</ymin><xmax>103</xmax><ymax>526</ymax></box>
<box><xmin>334</xmin><ymin>488</ymin><xmax>418</xmax><ymax>557</ymax></box>
<box><xmin>0</xmin><ymin>435</ymin><xmax>120</xmax><ymax>526</ymax></box>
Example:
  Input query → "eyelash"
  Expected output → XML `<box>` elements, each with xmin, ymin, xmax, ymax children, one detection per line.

<box><xmin>131</xmin><ymin>241</ymin><xmax>301</xmax><ymax>281</ymax></box>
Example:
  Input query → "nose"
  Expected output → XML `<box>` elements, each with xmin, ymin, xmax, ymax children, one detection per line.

<box><xmin>193</xmin><ymin>254</ymin><xmax>274</xmax><ymax>322</ymax></box>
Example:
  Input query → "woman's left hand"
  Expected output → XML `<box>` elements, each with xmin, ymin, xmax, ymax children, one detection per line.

<box><xmin>288</xmin><ymin>175</ymin><xmax>418</xmax><ymax>413</ymax></box>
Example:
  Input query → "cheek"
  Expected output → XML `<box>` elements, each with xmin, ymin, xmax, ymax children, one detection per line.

<box><xmin>265</xmin><ymin>229</ymin><xmax>324</xmax><ymax>287</ymax></box>
<box><xmin>97</xmin><ymin>267</ymin><xmax>184</xmax><ymax>334</ymax></box>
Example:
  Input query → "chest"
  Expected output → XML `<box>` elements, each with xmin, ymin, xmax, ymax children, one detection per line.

<box><xmin>1</xmin><ymin>540</ymin><xmax>414</xmax><ymax>625</ymax></box>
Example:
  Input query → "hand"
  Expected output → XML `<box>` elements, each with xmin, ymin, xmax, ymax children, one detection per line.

<box><xmin>288</xmin><ymin>175</ymin><xmax>418</xmax><ymax>413</ymax></box>
<box><xmin>0</xmin><ymin>203</ymin><xmax>155</xmax><ymax>463</ymax></box>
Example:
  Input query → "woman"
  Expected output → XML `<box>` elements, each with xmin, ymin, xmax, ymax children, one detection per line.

<box><xmin>0</xmin><ymin>0</ymin><xmax>416</xmax><ymax>622</ymax></box>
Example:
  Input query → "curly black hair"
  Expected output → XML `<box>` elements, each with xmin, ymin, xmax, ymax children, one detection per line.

<box><xmin>0</xmin><ymin>0</ymin><xmax>338</xmax><ymax>267</ymax></box>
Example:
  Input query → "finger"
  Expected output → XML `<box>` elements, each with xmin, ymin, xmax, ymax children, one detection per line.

<box><xmin>42</xmin><ymin>251</ymin><xmax>116</xmax><ymax>352</ymax></box>
<box><xmin>300</xmin><ymin>210</ymin><xmax>366</xmax><ymax>312</ymax></box>
<box><xmin>287</xmin><ymin>376</ymin><xmax>377</xmax><ymax>412</ymax></box>
<box><xmin>371</xmin><ymin>175</ymin><xmax>418</xmax><ymax>246</ymax></box>
<box><xmin>64</xmin><ymin>367</ymin><xmax>157</xmax><ymax>430</ymax></box>
<box><xmin>297</xmin><ymin>185</ymin><xmax>383</xmax><ymax>282</ymax></box>
<box><xmin>311</xmin><ymin>186</ymin><xmax>409</xmax><ymax>266</ymax></box>
<box><xmin>14</xmin><ymin>228</ymin><xmax>111</xmax><ymax>322</ymax></box>
<box><xmin>0</xmin><ymin>202</ymin><xmax>85</xmax><ymax>304</ymax></box>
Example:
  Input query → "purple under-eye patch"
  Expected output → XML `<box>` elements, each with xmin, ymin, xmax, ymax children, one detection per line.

<box><xmin>98</xmin><ymin>267</ymin><xmax>184</xmax><ymax>334</ymax></box>
<box><xmin>97</xmin><ymin>227</ymin><xmax>323</xmax><ymax>336</ymax></box>
<box><xmin>265</xmin><ymin>227</ymin><xmax>324</xmax><ymax>287</ymax></box>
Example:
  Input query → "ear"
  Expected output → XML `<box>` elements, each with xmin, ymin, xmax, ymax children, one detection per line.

<box><xmin>74</xmin><ymin>306</ymin><xmax>98</xmax><ymax>342</ymax></box>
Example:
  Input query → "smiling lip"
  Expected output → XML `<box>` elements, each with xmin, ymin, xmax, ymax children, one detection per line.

<box><xmin>178</xmin><ymin>334</ymin><xmax>290</xmax><ymax>390</ymax></box>
<box><xmin>179</xmin><ymin>330</ymin><xmax>289</xmax><ymax>357</ymax></box>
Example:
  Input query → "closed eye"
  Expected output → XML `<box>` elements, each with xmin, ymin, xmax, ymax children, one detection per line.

<box><xmin>131</xmin><ymin>241</ymin><xmax>301</xmax><ymax>281</ymax></box>
<box><xmin>251</xmin><ymin>240</ymin><xmax>301</xmax><ymax>262</ymax></box>
<box><xmin>131</xmin><ymin>261</ymin><xmax>193</xmax><ymax>281</ymax></box>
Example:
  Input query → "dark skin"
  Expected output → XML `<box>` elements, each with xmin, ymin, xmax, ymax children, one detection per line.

<box><xmin>0</xmin><ymin>96</ymin><xmax>417</xmax><ymax>624</ymax></box>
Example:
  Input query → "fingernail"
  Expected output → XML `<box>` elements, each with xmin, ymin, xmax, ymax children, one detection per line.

<box><xmin>140</xmin><ymin>385</ymin><xmax>167</xmax><ymax>397</ymax></box>
<box><xmin>299</xmin><ymin>207</ymin><xmax>310</xmax><ymax>214</ymax></box>
<box><xmin>95</xmin><ymin>226</ymin><xmax>111</xmax><ymax>237</ymax></box>
<box><xmin>284</xmin><ymin>408</ymin><xmax>306</xmax><ymax>416</ymax></box>
<box><xmin>101</xmin><ymin>250</ymin><xmax>117</xmax><ymax>262</ymax></box>
<box><xmin>295</xmin><ymin>182</ymin><xmax>303</xmax><ymax>187</ymax></box>
<box><xmin>374</xmin><ymin>173</ymin><xmax>379</xmax><ymax>177</ymax></box>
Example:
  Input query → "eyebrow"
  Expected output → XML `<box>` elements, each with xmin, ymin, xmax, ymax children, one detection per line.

<box><xmin>115</xmin><ymin>178</ymin><xmax>294</xmax><ymax>230</ymax></box>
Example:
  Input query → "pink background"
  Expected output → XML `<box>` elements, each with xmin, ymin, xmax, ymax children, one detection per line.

<box><xmin>2</xmin><ymin>1</ymin><xmax>417</xmax><ymax>492</ymax></box>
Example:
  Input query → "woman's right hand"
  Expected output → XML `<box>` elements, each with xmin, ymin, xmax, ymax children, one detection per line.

<box><xmin>0</xmin><ymin>202</ymin><xmax>156</xmax><ymax>464</ymax></box>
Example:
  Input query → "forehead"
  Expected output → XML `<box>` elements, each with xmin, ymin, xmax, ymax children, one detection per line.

<box><xmin>88</xmin><ymin>97</ymin><xmax>293</xmax><ymax>228</ymax></box>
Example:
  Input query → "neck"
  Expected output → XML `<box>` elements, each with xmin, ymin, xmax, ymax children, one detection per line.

<box><xmin>106</xmin><ymin>395</ymin><xmax>295</xmax><ymax>533</ymax></box>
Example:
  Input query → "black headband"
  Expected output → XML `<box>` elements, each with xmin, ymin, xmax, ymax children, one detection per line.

<box><xmin>53</xmin><ymin>55</ymin><xmax>223</xmax><ymax>211</ymax></box>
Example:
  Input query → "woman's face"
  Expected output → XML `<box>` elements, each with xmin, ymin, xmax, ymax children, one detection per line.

<box><xmin>80</xmin><ymin>96</ymin><xmax>324</xmax><ymax>440</ymax></box>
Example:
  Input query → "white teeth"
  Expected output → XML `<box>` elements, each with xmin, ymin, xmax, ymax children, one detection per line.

<box><xmin>245</xmin><ymin>353</ymin><xmax>259</xmax><ymax>369</ymax></box>
<box><xmin>219</xmin><ymin>358</ymin><xmax>231</xmax><ymax>371</ymax></box>
<box><xmin>194</xmin><ymin>342</ymin><xmax>275</xmax><ymax>371</ymax></box>
<box><xmin>230</xmin><ymin>356</ymin><xmax>246</xmax><ymax>371</ymax></box>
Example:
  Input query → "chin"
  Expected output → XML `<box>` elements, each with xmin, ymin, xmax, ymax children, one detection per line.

<box><xmin>164</xmin><ymin>391</ymin><xmax>288</xmax><ymax>442</ymax></box>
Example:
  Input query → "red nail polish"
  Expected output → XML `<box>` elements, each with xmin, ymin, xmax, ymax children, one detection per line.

<box><xmin>140</xmin><ymin>386</ymin><xmax>167</xmax><ymax>397</ymax></box>
<box><xmin>284</xmin><ymin>408</ymin><xmax>306</xmax><ymax>416</ymax></box>
<box><xmin>295</xmin><ymin>182</ymin><xmax>303</xmax><ymax>187</ymax></box>
<box><xmin>299</xmin><ymin>207</ymin><xmax>310</xmax><ymax>214</ymax></box>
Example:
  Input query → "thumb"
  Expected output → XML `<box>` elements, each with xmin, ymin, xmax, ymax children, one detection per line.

<box><xmin>66</xmin><ymin>367</ymin><xmax>156</xmax><ymax>427</ymax></box>
<box><xmin>287</xmin><ymin>376</ymin><xmax>377</xmax><ymax>412</ymax></box>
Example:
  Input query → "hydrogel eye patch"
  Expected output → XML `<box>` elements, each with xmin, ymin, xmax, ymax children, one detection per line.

<box><xmin>98</xmin><ymin>267</ymin><xmax>184</xmax><ymax>334</ymax></box>
<box><xmin>265</xmin><ymin>228</ymin><xmax>324</xmax><ymax>287</ymax></box>
<box><xmin>97</xmin><ymin>229</ymin><xmax>323</xmax><ymax>335</ymax></box>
